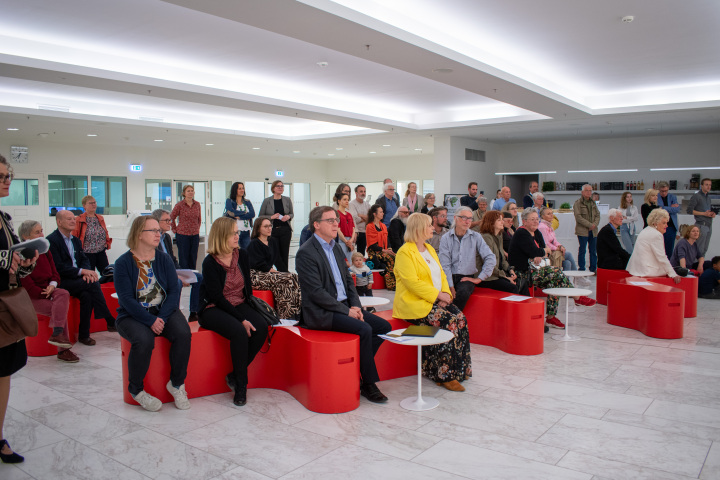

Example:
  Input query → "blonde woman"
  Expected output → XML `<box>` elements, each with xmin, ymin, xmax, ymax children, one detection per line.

<box><xmin>394</xmin><ymin>213</ymin><xmax>471</xmax><ymax>392</ymax></box>
<box><xmin>641</xmin><ymin>188</ymin><xmax>659</xmax><ymax>228</ymax></box>
<box><xmin>402</xmin><ymin>182</ymin><xmax>425</xmax><ymax>213</ymax></box>
<box><xmin>501</xmin><ymin>201</ymin><xmax>519</xmax><ymax>229</ymax></box>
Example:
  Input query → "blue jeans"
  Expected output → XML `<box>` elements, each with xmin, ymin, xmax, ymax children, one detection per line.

<box><xmin>577</xmin><ymin>234</ymin><xmax>597</xmax><ymax>272</ymax></box>
<box><xmin>663</xmin><ymin>226</ymin><xmax>676</xmax><ymax>258</ymax></box>
<box><xmin>238</xmin><ymin>230</ymin><xmax>251</xmax><ymax>250</ymax></box>
<box><xmin>620</xmin><ymin>224</ymin><xmax>635</xmax><ymax>254</ymax></box>
<box><xmin>175</xmin><ymin>233</ymin><xmax>200</xmax><ymax>269</ymax></box>
<box><xmin>562</xmin><ymin>251</ymin><xmax>577</xmax><ymax>271</ymax></box>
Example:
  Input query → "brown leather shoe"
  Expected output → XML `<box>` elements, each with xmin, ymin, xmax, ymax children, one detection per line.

<box><xmin>437</xmin><ymin>380</ymin><xmax>465</xmax><ymax>392</ymax></box>
<box><xmin>48</xmin><ymin>334</ymin><xmax>73</xmax><ymax>349</ymax></box>
<box><xmin>78</xmin><ymin>337</ymin><xmax>96</xmax><ymax>346</ymax></box>
<box><xmin>57</xmin><ymin>350</ymin><xmax>79</xmax><ymax>363</ymax></box>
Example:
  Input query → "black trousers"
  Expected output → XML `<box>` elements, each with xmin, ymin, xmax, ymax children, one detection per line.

<box><xmin>271</xmin><ymin>224</ymin><xmax>292</xmax><ymax>272</ymax></box>
<box><xmin>355</xmin><ymin>285</ymin><xmax>373</xmax><ymax>297</ymax></box>
<box><xmin>330</xmin><ymin>308</ymin><xmax>391</xmax><ymax>384</ymax></box>
<box><xmin>477</xmin><ymin>278</ymin><xmax>519</xmax><ymax>294</ymax></box>
<box><xmin>116</xmin><ymin>309</ymin><xmax>191</xmax><ymax>396</ymax></box>
<box><xmin>59</xmin><ymin>277</ymin><xmax>116</xmax><ymax>338</ymax></box>
<box><xmin>356</xmin><ymin>232</ymin><xmax>367</xmax><ymax>257</ymax></box>
<box><xmin>85</xmin><ymin>249</ymin><xmax>110</xmax><ymax>274</ymax></box>
<box><xmin>199</xmin><ymin>303</ymin><xmax>269</xmax><ymax>386</ymax></box>
<box><xmin>451</xmin><ymin>274</ymin><xmax>476</xmax><ymax>311</ymax></box>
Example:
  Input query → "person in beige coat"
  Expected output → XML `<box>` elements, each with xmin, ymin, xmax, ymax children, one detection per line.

<box><xmin>627</xmin><ymin>209</ymin><xmax>682</xmax><ymax>283</ymax></box>
<box><xmin>573</xmin><ymin>184</ymin><xmax>601</xmax><ymax>272</ymax></box>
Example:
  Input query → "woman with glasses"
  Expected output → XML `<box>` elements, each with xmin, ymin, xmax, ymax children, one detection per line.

<box><xmin>420</xmin><ymin>193</ymin><xmax>436</xmax><ymax>214</ymax></box>
<box><xmin>508</xmin><ymin>208</ymin><xmax>595</xmax><ymax>331</ymax></box>
<box><xmin>476</xmin><ymin>211</ymin><xmax>520</xmax><ymax>294</ymax></box>
<box><xmin>72</xmin><ymin>195</ymin><xmax>112</xmax><ymax>274</ymax></box>
<box><xmin>170</xmin><ymin>185</ymin><xmax>202</xmax><ymax>269</ymax></box>
<box><xmin>0</xmin><ymin>156</ymin><xmax>39</xmax><ymax>464</ymax></box>
<box><xmin>366</xmin><ymin>204</ymin><xmax>396</xmax><ymax>290</ymax></box>
<box><xmin>259</xmin><ymin>180</ymin><xmax>293</xmax><ymax>272</ymax></box>
<box><xmin>224</xmin><ymin>182</ymin><xmax>255</xmax><ymax>250</ymax></box>
<box><xmin>501</xmin><ymin>201</ymin><xmax>520</xmax><ymax>229</ymax></box>
<box><xmin>199</xmin><ymin>217</ymin><xmax>268</xmax><ymax>406</ymax></box>
<box><xmin>114</xmin><ymin>216</ymin><xmax>191</xmax><ymax>412</ymax></box>
<box><xmin>247</xmin><ymin>217</ymin><xmax>301</xmax><ymax>319</ymax></box>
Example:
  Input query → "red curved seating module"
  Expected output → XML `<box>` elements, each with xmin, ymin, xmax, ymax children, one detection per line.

<box><xmin>607</xmin><ymin>277</ymin><xmax>684</xmax><ymax>339</ymax></box>
<box><xmin>596</xmin><ymin>268</ymin><xmax>631</xmax><ymax>305</ymax></box>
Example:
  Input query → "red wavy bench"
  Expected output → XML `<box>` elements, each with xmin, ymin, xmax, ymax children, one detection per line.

<box><xmin>371</xmin><ymin>271</ymin><xmax>386</xmax><ymax>290</ymax></box>
<box><xmin>607</xmin><ymin>277</ymin><xmax>684</xmax><ymax>339</ymax></box>
<box><xmin>645</xmin><ymin>276</ymin><xmax>697</xmax><ymax>318</ymax></box>
<box><xmin>120</xmin><ymin>296</ymin><xmax>415</xmax><ymax>413</ymax></box>
<box><xmin>596</xmin><ymin>268</ymin><xmax>631</xmax><ymax>305</ymax></box>
<box><xmin>464</xmin><ymin>289</ymin><xmax>546</xmax><ymax>355</ymax></box>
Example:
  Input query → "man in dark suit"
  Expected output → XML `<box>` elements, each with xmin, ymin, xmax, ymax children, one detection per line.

<box><xmin>388</xmin><ymin>206</ymin><xmax>409</xmax><ymax>253</ymax></box>
<box><xmin>522</xmin><ymin>181</ymin><xmax>539</xmax><ymax>208</ymax></box>
<box><xmin>47</xmin><ymin>210</ymin><xmax>116</xmax><ymax>345</ymax></box>
<box><xmin>597</xmin><ymin>209</ymin><xmax>631</xmax><ymax>270</ymax></box>
<box><xmin>152</xmin><ymin>209</ymin><xmax>202</xmax><ymax>322</ymax></box>
<box><xmin>295</xmin><ymin>206</ymin><xmax>391</xmax><ymax>403</ymax></box>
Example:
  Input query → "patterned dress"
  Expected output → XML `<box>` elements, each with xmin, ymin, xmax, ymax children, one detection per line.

<box><xmin>519</xmin><ymin>266</ymin><xmax>573</xmax><ymax>317</ymax></box>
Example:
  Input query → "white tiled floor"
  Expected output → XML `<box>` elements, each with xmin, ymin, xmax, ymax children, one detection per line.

<box><xmin>3</xmin><ymin>275</ymin><xmax>720</xmax><ymax>480</ymax></box>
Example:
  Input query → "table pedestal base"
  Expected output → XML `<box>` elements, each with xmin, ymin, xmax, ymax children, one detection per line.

<box><xmin>400</xmin><ymin>396</ymin><xmax>439</xmax><ymax>411</ymax></box>
<box><xmin>552</xmin><ymin>333</ymin><xmax>580</xmax><ymax>342</ymax></box>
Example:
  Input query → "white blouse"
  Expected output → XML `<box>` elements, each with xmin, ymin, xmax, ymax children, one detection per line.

<box><xmin>420</xmin><ymin>248</ymin><xmax>443</xmax><ymax>291</ymax></box>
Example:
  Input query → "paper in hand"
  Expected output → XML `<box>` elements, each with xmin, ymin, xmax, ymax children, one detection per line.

<box><xmin>10</xmin><ymin>237</ymin><xmax>50</xmax><ymax>258</ymax></box>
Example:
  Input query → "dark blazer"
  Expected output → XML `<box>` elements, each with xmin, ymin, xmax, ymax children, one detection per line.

<box><xmin>295</xmin><ymin>235</ymin><xmax>360</xmax><ymax>330</ymax></box>
<box><xmin>199</xmin><ymin>249</ymin><xmax>254</xmax><ymax>322</ymax></box>
<box><xmin>47</xmin><ymin>229</ymin><xmax>90</xmax><ymax>279</ymax></box>
<box><xmin>158</xmin><ymin>233</ymin><xmax>180</xmax><ymax>268</ymax></box>
<box><xmin>597</xmin><ymin>224</ymin><xmax>631</xmax><ymax>270</ymax></box>
<box><xmin>460</xmin><ymin>195</ymin><xmax>479</xmax><ymax>211</ymax></box>
<box><xmin>258</xmin><ymin>196</ymin><xmax>294</xmax><ymax>230</ymax></box>
<box><xmin>388</xmin><ymin>218</ymin><xmax>406</xmax><ymax>253</ymax></box>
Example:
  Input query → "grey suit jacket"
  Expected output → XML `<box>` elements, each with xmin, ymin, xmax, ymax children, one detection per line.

<box><xmin>295</xmin><ymin>235</ymin><xmax>360</xmax><ymax>330</ymax></box>
<box><xmin>258</xmin><ymin>195</ymin><xmax>294</xmax><ymax>231</ymax></box>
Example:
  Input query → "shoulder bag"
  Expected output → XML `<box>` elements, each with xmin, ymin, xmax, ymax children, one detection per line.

<box><xmin>247</xmin><ymin>295</ymin><xmax>280</xmax><ymax>326</ymax></box>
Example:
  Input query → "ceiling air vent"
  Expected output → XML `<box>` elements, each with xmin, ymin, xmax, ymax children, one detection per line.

<box><xmin>465</xmin><ymin>148</ymin><xmax>486</xmax><ymax>162</ymax></box>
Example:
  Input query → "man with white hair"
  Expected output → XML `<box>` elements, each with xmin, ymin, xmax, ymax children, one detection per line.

<box><xmin>597</xmin><ymin>209</ymin><xmax>631</xmax><ymax>270</ymax></box>
<box><xmin>388</xmin><ymin>206</ymin><xmax>410</xmax><ymax>253</ymax></box>
<box><xmin>491</xmin><ymin>186</ymin><xmax>516</xmax><ymax>211</ymax></box>
<box><xmin>439</xmin><ymin>206</ymin><xmax>496</xmax><ymax>311</ymax></box>
<box><xmin>574</xmin><ymin>184</ymin><xmax>600</xmax><ymax>272</ymax></box>
<box><xmin>383</xmin><ymin>178</ymin><xmax>401</xmax><ymax>204</ymax></box>
<box><xmin>374</xmin><ymin>182</ymin><xmax>399</xmax><ymax>228</ymax></box>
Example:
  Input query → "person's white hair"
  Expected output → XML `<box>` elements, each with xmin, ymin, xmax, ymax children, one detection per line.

<box><xmin>647</xmin><ymin>208</ymin><xmax>669</xmax><ymax>227</ymax></box>
<box><xmin>382</xmin><ymin>182</ymin><xmax>395</xmax><ymax>192</ymax></box>
<box><xmin>607</xmin><ymin>208</ymin><xmax>622</xmax><ymax>219</ymax></box>
<box><xmin>451</xmin><ymin>206</ymin><xmax>473</xmax><ymax>229</ymax></box>
<box><xmin>532</xmin><ymin>192</ymin><xmax>544</xmax><ymax>200</ymax></box>
<box><xmin>582</xmin><ymin>183</ymin><xmax>592</xmax><ymax>191</ymax></box>
<box><xmin>520</xmin><ymin>207</ymin><xmax>538</xmax><ymax>222</ymax></box>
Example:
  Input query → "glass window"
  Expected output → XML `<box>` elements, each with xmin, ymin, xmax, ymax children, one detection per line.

<box><xmin>211</xmin><ymin>180</ymin><xmax>233</xmax><ymax>224</ymax></box>
<box><xmin>244</xmin><ymin>182</ymin><xmax>265</xmax><ymax>208</ymax></box>
<box><xmin>145</xmin><ymin>179</ymin><xmax>173</xmax><ymax>212</ymax></box>
<box><xmin>3</xmin><ymin>179</ymin><xmax>39</xmax><ymax>206</ymax></box>
<box><xmin>91</xmin><ymin>176</ymin><xmax>127</xmax><ymax>215</ymax></box>
<box><xmin>422</xmin><ymin>180</ymin><xmax>434</xmax><ymax>196</ymax></box>
<box><xmin>48</xmin><ymin>175</ymin><xmax>87</xmax><ymax>216</ymax></box>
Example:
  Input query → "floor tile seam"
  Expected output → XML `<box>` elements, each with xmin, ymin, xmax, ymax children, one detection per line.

<box><xmin>699</xmin><ymin>440</ymin><xmax>716</xmax><ymax>479</ymax></box>
<box><xmin>478</xmin><ymin>386</ymin><xmax>612</xmax><ymax>418</ymax></box>
<box><xmin>404</xmin><ymin>439</ymin><xmax>476</xmax><ymax>480</ymax></box>
<box><xmin>273</xmin><ymin>443</ymin><xmax>348</xmax><ymax>480</ymax></box>
<box><xmin>344</xmin><ymin>409</ymin><xmax>432</xmax><ymax>431</ymax></box>
<box><xmin>601</xmin><ymin>410</ymin><xmax>720</xmax><ymax>444</ymax></box>
<box><xmin>557</xmin><ymin>450</ymin><xmax>701</xmax><ymax>480</ymax></box>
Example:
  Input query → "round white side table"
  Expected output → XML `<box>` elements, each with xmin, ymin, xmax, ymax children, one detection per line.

<box><xmin>543</xmin><ymin>287</ymin><xmax>591</xmax><ymax>342</ymax></box>
<box><xmin>383</xmin><ymin>328</ymin><xmax>454</xmax><ymax>411</ymax></box>
<box><xmin>561</xmin><ymin>271</ymin><xmax>595</xmax><ymax>312</ymax></box>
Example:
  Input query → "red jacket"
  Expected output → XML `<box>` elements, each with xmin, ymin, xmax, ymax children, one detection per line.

<box><xmin>72</xmin><ymin>212</ymin><xmax>112</xmax><ymax>250</ymax></box>
<box><xmin>20</xmin><ymin>252</ymin><xmax>61</xmax><ymax>299</ymax></box>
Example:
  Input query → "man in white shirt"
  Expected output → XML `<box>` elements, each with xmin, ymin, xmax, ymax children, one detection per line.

<box><xmin>348</xmin><ymin>185</ymin><xmax>370</xmax><ymax>256</ymax></box>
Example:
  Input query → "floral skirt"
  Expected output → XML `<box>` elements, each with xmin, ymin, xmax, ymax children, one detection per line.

<box><xmin>250</xmin><ymin>270</ymin><xmax>302</xmax><ymax>320</ymax></box>
<box><xmin>521</xmin><ymin>266</ymin><xmax>573</xmax><ymax>317</ymax></box>
<box><xmin>367</xmin><ymin>250</ymin><xmax>396</xmax><ymax>291</ymax></box>
<box><xmin>407</xmin><ymin>303</ymin><xmax>471</xmax><ymax>382</ymax></box>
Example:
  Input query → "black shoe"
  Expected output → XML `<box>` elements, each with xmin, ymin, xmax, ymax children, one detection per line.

<box><xmin>106</xmin><ymin>324</ymin><xmax>117</xmax><ymax>332</ymax></box>
<box><xmin>188</xmin><ymin>312</ymin><xmax>199</xmax><ymax>322</ymax></box>
<box><xmin>366</xmin><ymin>307</ymin><xmax>377</xmax><ymax>314</ymax></box>
<box><xmin>544</xmin><ymin>325</ymin><xmax>549</xmax><ymax>333</ymax></box>
<box><xmin>78</xmin><ymin>337</ymin><xmax>96</xmax><ymax>346</ymax></box>
<box><xmin>225</xmin><ymin>373</ymin><xmax>237</xmax><ymax>392</ymax></box>
<box><xmin>360</xmin><ymin>382</ymin><xmax>388</xmax><ymax>403</ymax></box>
<box><xmin>233</xmin><ymin>385</ymin><xmax>247</xmax><ymax>406</ymax></box>
<box><xmin>0</xmin><ymin>439</ymin><xmax>24</xmax><ymax>464</ymax></box>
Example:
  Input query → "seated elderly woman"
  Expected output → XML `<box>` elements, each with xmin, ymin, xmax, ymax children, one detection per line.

<box><xmin>18</xmin><ymin>220</ymin><xmax>77</xmax><ymax>362</ymax></box>
<box><xmin>670</xmin><ymin>225</ymin><xmax>707</xmax><ymax>275</ymax></box>
<box><xmin>365</xmin><ymin>204</ymin><xmax>396</xmax><ymax>290</ymax></box>
<box><xmin>628</xmin><ymin>209</ymin><xmax>683</xmax><ymax>282</ymax></box>
<box><xmin>420</xmin><ymin>193</ymin><xmax>436</xmax><ymax>214</ymax></box>
<box><xmin>199</xmin><ymin>217</ymin><xmax>269</xmax><ymax>406</ymax></box>
<box><xmin>531</xmin><ymin>192</ymin><xmax>548</xmax><ymax>211</ymax></box>
<box><xmin>393</xmin><ymin>212</ymin><xmax>471</xmax><ymax>392</ymax></box>
<box><xmin>476</xmin><ymin>211</ymin><xmax>521</xmax><ymax>294</ymax></box>
<box><xmin>247</xmin><ymin>217</ymin><xmax>301</xmax><ymax>319</ymax></box>
<box><xmin>508</xmin><ymin>208</ymin><xmax>596</xmax><ymax>330</ymax></box>
<box><xmin>115</xmin><ymin>216</ymin><xmax>191</xmax><ymax>412</ymax></box>
<box><xmin>501</xmin><ymin>201</ymin><xmax>520</xmax><ymax>229</ymax></box>
<box><xmin>470</xmin><ymin>196</ymin><xmax>488</xmax><ymax>233</ymax></box>
<box><xmin>538</xmin><ymin>207</ymin><xmax>577</xmax><ymax>271</ymax></box>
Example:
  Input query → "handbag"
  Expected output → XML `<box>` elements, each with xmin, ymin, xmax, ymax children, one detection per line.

<box><xmin>247</xmin><ymin>295</ymin><xmax>280</xmax><ymax>326</ymax></box>
<box><xmin>548</xmin><ymin>250</ymin><xmax>564</xmax><ymax>269</ymax></box>
<box><xmin>0</xmin><ymin>281</ymin><xmax>38</xmax><ymax>349</ymax></box>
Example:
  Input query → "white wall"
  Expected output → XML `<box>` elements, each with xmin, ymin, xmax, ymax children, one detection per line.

<box><xmin>434</xmin><ymin>136</ymin><xmax>499</xmax><ymax>202</ymax></box>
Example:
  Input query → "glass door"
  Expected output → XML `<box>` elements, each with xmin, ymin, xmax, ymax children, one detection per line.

<box><xmin>292</xmin><ymin>183</ymin><xmax>311</xmax><ymax>234</ymax></box>
<box><xmin>175</xmin><ymin>181</ymin><xmax>210</xmax><ymax>236</ymax></box>
<box><xmin>145</xmin><ymin>179</ymin><xmax>172</xmax><ymax>213</ymax></box>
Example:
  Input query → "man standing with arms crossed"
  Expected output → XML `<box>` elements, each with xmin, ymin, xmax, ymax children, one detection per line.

<box><xmin>687</xmin><ymin>178</ymin><xmax>716</xmax><ymax>258</ymax></box>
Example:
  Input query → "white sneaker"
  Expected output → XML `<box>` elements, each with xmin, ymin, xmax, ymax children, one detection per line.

<box><xmin>166</xmin><ymin>381</ymin><xmax>191</xmax><ymax>410</ymax></box>
<box><xmin>133</xmin><ymin>390</ymin><xmax>162</xmax><ymax>412</ymax></box>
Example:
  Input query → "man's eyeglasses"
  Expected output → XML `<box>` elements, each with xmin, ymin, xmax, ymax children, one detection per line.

<box><xmin>0</xmin><ymin>174</ymin><xmax>14</xmax><ymax>183</ymax></box>
<box><xmin>142</xmin><ymin>229</ymin><xmax>163</xmax><ymax>234</ymax></box>
<box><xmin>318</xmin><ymin>218</ymin><xmax>339</xmax><ymax>224</ymax></box>
<box><xmin>160</xmin><ymin>219</ymin><xmax>172</xmax><ymax>223</ymax></box>
<box><xmin>455</xmin><ymin>215</ymin><xmax>472</xmax><ymax>221</ymax></box>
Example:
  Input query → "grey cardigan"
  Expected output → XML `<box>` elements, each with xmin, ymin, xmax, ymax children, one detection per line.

<box><xmin>258</xmin><ymin>195</ymin><xmax>294</xmax><ymax>231</ymax></box>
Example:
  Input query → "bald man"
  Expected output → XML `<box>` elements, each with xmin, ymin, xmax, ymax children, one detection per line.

<box><xmin>47</xmin><ymin>210</ymin><xmax>117</xmax><ymax>344</ymax></box>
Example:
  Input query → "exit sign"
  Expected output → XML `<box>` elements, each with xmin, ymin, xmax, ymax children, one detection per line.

<box><xmin>276</xmin><ymin>170</ymin><xmax>284</xmax><ymax>177</ymax></box>
<box><xmin>130</xmin><ymin>164</ymin><xmax>142</xmax><ymax>172</ymax></box>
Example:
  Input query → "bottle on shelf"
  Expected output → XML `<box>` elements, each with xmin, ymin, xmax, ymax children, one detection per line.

<box><xmin>639</xmin><ymin>180</ymin><xmax>644</xmax><ymax>190</ymax></box>
<box><xmin>653</xmin><ymin>180</ymin><xmax>656</xmax><ymax>189</ymax></box>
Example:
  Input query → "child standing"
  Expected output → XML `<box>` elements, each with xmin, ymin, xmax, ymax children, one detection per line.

<box><xmin>349</xmin><ymin>252</ymin><xmax>374</xmax><ymax>297</ymax></box>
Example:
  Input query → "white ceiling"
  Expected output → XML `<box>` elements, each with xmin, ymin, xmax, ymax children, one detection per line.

<box><xmin>1</xmin><ymin>0</ymin><xmax>719</xmax><ymax>158</ymax></box>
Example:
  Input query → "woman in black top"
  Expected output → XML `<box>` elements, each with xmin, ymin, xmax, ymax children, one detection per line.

<box><xmin>501</xmin><ymin>212</ymin><xmax>516</xmax><ymax>255</ymax></box>
<box><xmin>508</xmin><ymin>208</ymin><xmax>594</xmax><ymax>330</ymax></box>
<box><xmin>641</xmin><ymin>189</ymin><xmax>660</xmax><ymax>228</ymax></box>
<box><xmin>199</xmin><ymin>217</ymin><xmax>268</xmax><ymax>406</ymax></box>
<box><xmin>0</xmin><ymin>156</ymin><xmax>38</xmax><ymax>464</ymax></box>
<box><xmin>258</xmin><ymin>180</ymin><xmax>293</xmax><ymax>272</ymax></box>
<box><xmin>247</xmin><ymin>217</ymin><xmax>301</xmax><ymax>319</ymax></box>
